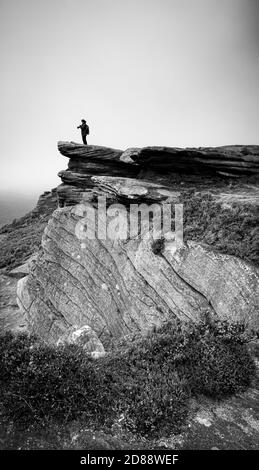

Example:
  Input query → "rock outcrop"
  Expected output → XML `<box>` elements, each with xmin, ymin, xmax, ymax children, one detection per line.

<box><xmin>0</xmin><ymin>140</ymin><xmax>256</xmax><ymax>452</ymax></box>
<box><xmin>58</xmin><ymin>142</ymin><xmax>259</xmax><ymax>177</ymax></box>
<box><xmin>56</xmin><ymin>142</ymin><xmax>259</xmax><ymax>207</ymax></box>
<box><xmin>16</xmin><ymin>141</ymin><xmax>259</xmax><ymax>345</ymax></box>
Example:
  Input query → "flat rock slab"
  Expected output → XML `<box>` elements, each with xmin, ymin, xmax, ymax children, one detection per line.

<box><xmin>58</xmin><ymin>142</ymin><xmax>123</xmax><ymax>161</ymax></box>
<box><xmin>91</xmin><ymin>176</ymin><xmax>181</xmax><ymax>203</ymax></box>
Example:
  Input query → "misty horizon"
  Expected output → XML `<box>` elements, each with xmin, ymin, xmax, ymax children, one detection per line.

<box><xmin>0</xmin><ymin>190</ymin><xmax>39</xmax><ymax>227</ymax></box>
<box><xmin>1</xmin><ymin>0</ymin><xmax>259</xmax><ymax>194</ymax></box>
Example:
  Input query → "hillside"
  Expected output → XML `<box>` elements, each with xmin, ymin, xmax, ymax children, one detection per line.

<box><xmin>0</xmin><ymin>142</ymin><xmax>258</xmax><ymax>450</ymax></box>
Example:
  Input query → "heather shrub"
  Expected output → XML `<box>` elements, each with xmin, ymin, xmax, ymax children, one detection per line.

<box><xmin>182</xmin><ymin>192</ymin><xmax>259</xmax><ymax>265</ymax></box>
<box><xmin>0</xmin><ymin>332</ymin><xmax>98</xmax><ymax>425</ymax></box>
<box><xmin>151</xmin><ymin>237</ymin><xmax>165</xmax><ymax>256</ymax></box>
<box><xmin>0</xmin><ymin>319</ymin><xmax>256</xmax><ymax>442</ymax></box>
<box><xmin>171</xmin><ymin>320</ymin><xmax>256</xmax><ymax>397</ymax></box>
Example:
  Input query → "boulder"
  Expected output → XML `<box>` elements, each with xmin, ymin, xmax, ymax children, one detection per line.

<box><xmin>57</xmin><ymin>325</ymin><xmax>105</xmax><ymax>359</ymax></box>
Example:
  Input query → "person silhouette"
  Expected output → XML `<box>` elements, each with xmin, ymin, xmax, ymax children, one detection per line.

<box><xmin>77</xmin><ymin>119</ymin><xmax>89</xmax><ymax>145</ymax></box>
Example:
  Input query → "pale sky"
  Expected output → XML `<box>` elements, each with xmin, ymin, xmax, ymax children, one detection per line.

<box><xmin>0</xmin><ymin>0</ymin><xmax>259</xmax><ymax>195</ymax></box>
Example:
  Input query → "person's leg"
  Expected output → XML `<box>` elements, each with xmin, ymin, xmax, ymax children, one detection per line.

<box><xmin>82</xmin><ymin>135</ymin><xmax>87</xmax><ymax>145</ymax></box>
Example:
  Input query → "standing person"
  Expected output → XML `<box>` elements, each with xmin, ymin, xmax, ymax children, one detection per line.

<box><xmin>77</xmin><ymin>119</ymin><xmax>89</xmax><ymax>145</ymax></box>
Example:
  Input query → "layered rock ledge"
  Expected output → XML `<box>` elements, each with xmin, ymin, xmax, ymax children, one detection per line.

<box><xmin>128</xmin><ymin>145</ymin><xmax>259</xmax><ymax>175</ymax></box>
<box><xmin>58</xmin><ymin>142</ymin><xmax>259</xmax><ymax>176</ymax></box>
<box><xmin>57</xmin><ymin>141</ymin><xmax>259</xmax><ymax>206</ymax></box>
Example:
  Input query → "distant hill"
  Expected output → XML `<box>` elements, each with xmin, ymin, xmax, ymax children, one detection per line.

<box><xmin>0</xmin><ymin>191</ymin><xmax>38</xmax><ymax>228</ymax></box>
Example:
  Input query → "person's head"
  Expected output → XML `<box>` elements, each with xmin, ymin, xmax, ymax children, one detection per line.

<box><xmin>81</xmin><ymin>119</ymin><xmax>86</xmax><ymax>123</ymax></box>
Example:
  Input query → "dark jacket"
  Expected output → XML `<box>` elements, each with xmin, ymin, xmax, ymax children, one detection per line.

<box><xmin>78</xmin><ymin>122</ymin><xmax>89</xmax><ymax>136</ymax></box>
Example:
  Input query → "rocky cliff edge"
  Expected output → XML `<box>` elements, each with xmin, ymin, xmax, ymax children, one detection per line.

<box><xmin>16</xmin><ymin>142</ymin><xmax>259</xmax><ymax>345</ymax></box>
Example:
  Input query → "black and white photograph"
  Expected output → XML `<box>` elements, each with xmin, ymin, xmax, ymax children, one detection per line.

<box><xmin>0</xmin><ymin>0</ymin><xmax>258</xmax><ymax>464</ymax></box>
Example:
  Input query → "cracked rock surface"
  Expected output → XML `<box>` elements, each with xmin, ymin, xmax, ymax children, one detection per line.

<box><xmin>17</xmin><ymin>205</ymin><xmax>258</xmax><ymax>345</ymax></box>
